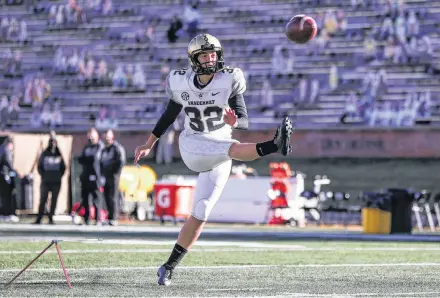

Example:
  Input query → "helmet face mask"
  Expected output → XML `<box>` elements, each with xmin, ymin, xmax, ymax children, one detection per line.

<box><xmin>194</xmin><ymin>50</ymin><xmax>217</xmax><ymax>74</ymax></box>
<box><xmin>188</xmin><ymin>34</ymin><xmax>224</xmax><ymax>75</ymax></box>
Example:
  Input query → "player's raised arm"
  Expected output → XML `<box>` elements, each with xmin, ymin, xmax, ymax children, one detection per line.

<box><xmin>134</xmin><ymin>75</ymin><xmax>183</xmax><ymax>163</ymax></box>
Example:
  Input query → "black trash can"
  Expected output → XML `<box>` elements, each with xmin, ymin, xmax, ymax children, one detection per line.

<box><xmin>387</xmin><ymin>188</ymin><xmax>414</xmax><ymax>234</ymax></box>
<box><xmin>20</xmin><ymin>175</ymin><xmax>34</xmax><ymax>210</ymax></box>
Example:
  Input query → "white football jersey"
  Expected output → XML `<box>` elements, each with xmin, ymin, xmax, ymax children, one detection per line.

<box><xmin>166</xmin><ymin>67</ymin><xmax>246</xmax><ymax>139</ymax></box>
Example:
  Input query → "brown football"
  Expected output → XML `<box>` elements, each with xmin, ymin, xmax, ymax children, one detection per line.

<box><xmin>285</xmin><ymin>15</ymin><xmax>318</xmax><ymax>44</ymax></box>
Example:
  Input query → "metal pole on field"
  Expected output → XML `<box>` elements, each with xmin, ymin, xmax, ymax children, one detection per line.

<box><xmin>4</xmin><ymin>240</ymin><xmax>72</xmax><ymax>289</ymax></box>
<box><xmin>4</xmin><ymin>241</ymin><xmax>55</xmax><ymax>287</ymax></box>
<box><xmin>424</xmin><ymin>203</ymin><xmax>435</xmax><ymax>232</ymax></box>
<box><xmin>54</xmin><ymin>240</ymin><xmax>72</xmax><ymax>289</ymax></box>
<box><xmin>412</xmin><ymin>204</ymin><xmax>423</xmax><ymax>232</ymax></box>
<box><xmin>434</xmin><ymin>202</ymin><xmax>440</xmax><ymax>229</ymax></box>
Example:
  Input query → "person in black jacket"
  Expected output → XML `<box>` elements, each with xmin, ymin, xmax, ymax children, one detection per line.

<box><xmin>35</xmin><ymin>131</ymin><xmax>66</xmax><ymax>225</ymax></box>
<box><xmin>0</xmin><ymin>137</ymin><xmax>19</xmax><ymax>221</ymax></box>
<box><xmin>78</xmin><ymin>127</ymin><xmax>104</xmax><ymax>225</ymax></box>
<box><xmin>100</xmin><ymin>130</ymin><xmax>126</xmax><ymax>225</ymax></box>
<box><xmin>167</xmin><ymin>15</ymin><xmax>183</xmax><ymax>43</ymax></box>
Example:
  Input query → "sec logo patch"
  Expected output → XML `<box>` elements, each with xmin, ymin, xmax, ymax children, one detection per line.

<box><xmin>181</xmin><ymin>92</ymin><xmax>189</xmax><ymax>101</ymax></box>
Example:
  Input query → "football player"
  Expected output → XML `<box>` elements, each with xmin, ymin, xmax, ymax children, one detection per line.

<box><xmin>134</xmin><ymin>33</ymin><xmax>293</xmax><ymax>286</ymax></box>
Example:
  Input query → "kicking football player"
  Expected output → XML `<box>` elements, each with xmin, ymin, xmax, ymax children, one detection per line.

<box><xmin>134</xmin><ymin>33</ymin><xmax>293</xmax><ymax>286</ymax></box>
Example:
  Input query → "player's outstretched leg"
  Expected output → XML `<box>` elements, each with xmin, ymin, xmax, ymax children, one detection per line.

<box><xmin>228</xmin><ymin>117</ymin><xmax>293</xmax><ymax>161</ymax></box>
<box><xmin>157</xmin><ymin>160</ymin><xmax>231</xmax><ymax>286</ymax></box>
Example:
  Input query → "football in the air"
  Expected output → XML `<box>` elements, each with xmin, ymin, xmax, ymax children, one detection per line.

<box><xmin>285</xmin><ymin>15</ymin><xmax>318</xmax><ymax>44</ymax></box>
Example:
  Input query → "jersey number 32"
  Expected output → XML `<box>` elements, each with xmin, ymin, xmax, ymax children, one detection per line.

<box><xmin>184</xmin><ymin>106</ymin><xmax>225</xmax><ymax>132</ymax></box>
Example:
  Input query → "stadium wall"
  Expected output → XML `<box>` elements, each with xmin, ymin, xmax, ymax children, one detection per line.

<box><xmin>70</xmin><ymin>128</ymin><xmax>440</xmax><ymax>158</ymax></box>
<box><xmin>3</xmin><ymin>129</ymin><xmax>438</xmax><ymax>215</ymax></box>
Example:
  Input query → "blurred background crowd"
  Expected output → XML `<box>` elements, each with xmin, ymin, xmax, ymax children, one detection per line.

<box><xmin>0</xmin><ymin>0</ymin><xmax>438</xmax><ymax>132</ymax></box>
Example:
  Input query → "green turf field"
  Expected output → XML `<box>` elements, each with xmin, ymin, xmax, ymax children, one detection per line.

<box><xmin>1</xmin><ymin>239</ymin><xmax>440</xmax><ymax>297</ymax></box>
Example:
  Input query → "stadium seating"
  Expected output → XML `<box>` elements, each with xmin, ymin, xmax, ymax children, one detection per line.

<box><xmin>1</xmin><ymin>0</ymin><xmax>439</xmax><ymax>131</ymax></box>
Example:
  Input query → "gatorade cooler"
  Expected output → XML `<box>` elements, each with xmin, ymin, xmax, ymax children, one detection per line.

<box><xmin>362</xmin><ymin>207</ymin><xmax>391</xmax><ymax>234</ymax></box>
<box><xmin>154</xmin><ymin>180</ymin><xmax>196</xmax><ymax>224</ymax></box>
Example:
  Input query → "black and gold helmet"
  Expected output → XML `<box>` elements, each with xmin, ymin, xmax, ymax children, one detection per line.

<box><xmin>188</xmin><ymin>33</ymin><xmax>225</xmax><ymax>75</ymax></box>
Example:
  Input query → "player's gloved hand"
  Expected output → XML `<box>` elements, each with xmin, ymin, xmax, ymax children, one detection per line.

<box><xmin>223</xmin><ymin>108</ymin><xmax>238</xmax><ymax>128</ymax></box>
<box><xmin>134</xmin><ymin>144</ymin><xmax>152</xmax><ymax>164</ymax></box>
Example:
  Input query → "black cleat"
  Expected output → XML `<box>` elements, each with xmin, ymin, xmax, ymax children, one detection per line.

<box><xmin>274</xmin><ymin>117</ymin><xmax>293</xmax><ymax>156</ymax></box>
<box><xmin>157</xmin><ymin>265</ymin><xmax>173</xmax><ymax>286</ymax></box>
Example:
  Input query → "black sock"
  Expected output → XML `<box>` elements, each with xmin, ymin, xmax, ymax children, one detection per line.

<box><xmin>256</xmin><ymin>140</ymin><xmax>278</xmax><ymax>157</ymax></box>
<box><xmin>165</xmin><ymin>243</ymin><xmax>188</xmax><ymax>269</ymax></box>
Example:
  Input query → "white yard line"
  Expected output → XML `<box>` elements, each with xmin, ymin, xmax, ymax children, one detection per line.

<box><xmin>13</xmin><ymin>279</ymin><xmax>84</xmax><ymax>284</ymax></box>
<box><xmin>274</xmin><ymin>292</ymin><xmax>440</xmax><ymax>297</ymax></box>
<box><xmin>83</xmin><ymin>239</ymin><xmax>305</xmax><ymax>248</ymax></box>
<box><xmin>2</xmin><ymin>246</ymin><xmax>440</xmax><ymax>254</ymax></box>
<box><xmin>0</xmin><ymin>248</ymin><xmax>303</xmax><ymax>254</ymax></box>
<box><xmin>1</xmin><ymin>263</ymin><xmax>440</xmax><ymax>273</ymax></box>
<box><xmin>0</xmin><ymin>238</ymin><xmax>306</xmax><ymax>248</ymax></box>
<box><xmin>207</xmin><ymin>287</ymin><xmax>273</xmax><ymax>291</ymax></box>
